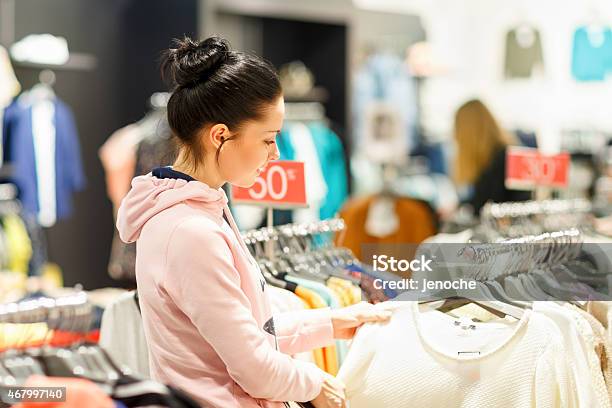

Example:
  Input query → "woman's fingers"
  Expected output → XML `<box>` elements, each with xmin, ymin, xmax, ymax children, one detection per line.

<box><xmin>375</xmin><ymin>301</ymin><xmax>408</xmax><ymax>312</ymax></box>
<box><xmin>356</xmin><ymin>310</ymin><xmax>392</xmax><ymax>323</ymax></box>
<box><xmin>353</xmin><ymin>302</ymin><xmax>394</xmax><ymax>322</ymax></box>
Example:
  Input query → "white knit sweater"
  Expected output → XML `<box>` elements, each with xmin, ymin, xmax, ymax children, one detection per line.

<box><xmin>338</xmin><ymin>302</ymin><xmax>579</xmax><ymax>408</ymax></box>
<box><xmin>533</xmin><ymin>302</ymin><xmax>610</xmax><ymax>408</ymax></box>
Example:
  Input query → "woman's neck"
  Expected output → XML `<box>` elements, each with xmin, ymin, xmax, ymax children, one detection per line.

<box><xmin>173</xmin><ymin>152</ymin><xmax>225</xmax><ymax>189</ymax></box>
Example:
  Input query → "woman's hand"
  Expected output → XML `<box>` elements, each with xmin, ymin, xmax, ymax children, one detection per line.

<box><xmin>330</xmin><ymin>301</ymin><xmax>393</xmax><ymax>340</ymax></box>
<box><xmin>311</xmin><ymin>373</ymin><xmax>347</xmax><ymax>408</ymax></box>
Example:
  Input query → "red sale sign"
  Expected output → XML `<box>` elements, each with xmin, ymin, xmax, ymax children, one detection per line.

<box><xmin>231</xmin><ymin>161</ymin><xmax>308</xmax><ymax>208</ymax></box>
<box><xmin>505</xmin><ymin>147</ymin><xmax>570</xmax><ymax>190</ymax></box>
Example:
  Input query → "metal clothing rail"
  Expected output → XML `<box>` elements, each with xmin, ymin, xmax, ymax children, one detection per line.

<box><xmin>242</xmin><ymin>218</ymin><xmax>345</xmax><ymax>245</ymax></box>
<box><xmin>242</xmin><ymin>218</ymin><xmax>361</xmax><ymax>286</ymax></box>
<box><xmin>0</xmin><ymin>292</ymin><xmax>92</xmax><ymax>333</ymax></box>
<box><xmin>481</xmin><ymin>198</ymin><xmax>592</xmax><ymax>220</ymax></box>
<box><xmin>458</xmin><ymin>228</ymin><xmax>583</xmax><ymax>281</ymax></box>
<box><xmin>480</xmin><ymin>199</ymin><xmax>593</xmax><ymax>238</ymax></box>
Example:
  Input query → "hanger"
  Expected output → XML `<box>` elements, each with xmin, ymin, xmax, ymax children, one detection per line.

<box><xmin>244</xmin><ymin>219</ymin><xmax>363</xmax><ymax>288</ymax></box>
<box><xmin>419</xmin><ymin>296</ymin><xmax>526</xmax><ymax>320</ymax></box>
<box><xmin>440</xmin><ymin>229</ymin><xmax>588</xmax><ymax>313</ymax></box>
<box><xmin>40</xmin><ymin>297</ymin><xmax>90</xmax><ymax>378</ymax></box>
<box><xmin>484</xmin><ymin>280</ymin><xmax>530</xmax><ymax>307</ymax></box>
<box><xmin>0</xmin><ymin>299</ymin><xmax>47</xmax><ymax>383</ymax></box>
<box><xmin>71</xmin><ymin>299</ymin><xmax>120</xmax><ymax>386</ymax></box>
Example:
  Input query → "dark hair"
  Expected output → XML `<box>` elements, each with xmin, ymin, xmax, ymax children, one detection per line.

<box><xmin>161</xmin><ymin>36</ymin><xmax>282</xmax><ymax>169</ymax></box>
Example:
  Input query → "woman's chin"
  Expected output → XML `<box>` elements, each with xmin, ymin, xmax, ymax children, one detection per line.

<box><xmin>230</xmin><ymin>176</ymin><xmax>257</xmax><ymax>189</ymax></box>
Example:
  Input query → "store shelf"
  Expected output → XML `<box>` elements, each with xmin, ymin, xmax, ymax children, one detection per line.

<box><xmin>11</xmin><ymin>52</ymin><xmax>98</xmax><ymax>71</ymax></box>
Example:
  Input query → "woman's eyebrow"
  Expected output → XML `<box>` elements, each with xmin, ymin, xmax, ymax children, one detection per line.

<box><xmin>265</xmin><ymin>130</ymin><xmax>281</xmax><ymax>134</ymax></box>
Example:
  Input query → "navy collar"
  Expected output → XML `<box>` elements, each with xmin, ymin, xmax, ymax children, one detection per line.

<box><xmin>152</xmin><ymin>166</ymin><xmax>195</xmax><ymax>182</ymax></box>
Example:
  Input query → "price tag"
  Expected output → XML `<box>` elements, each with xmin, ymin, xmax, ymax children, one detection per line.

<box><xmin>231</xmin><ymin>161</ymin><xmax>308</xmax><ymax>208</ymax></box>
<box><xmin>505</xmin><ymin>147</ymin><xmax>570</xmax><ymax>190</ymax></box>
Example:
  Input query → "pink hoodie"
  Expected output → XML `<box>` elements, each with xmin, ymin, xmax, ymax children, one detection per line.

<box><xmin>116</xmin><ymin>174</ymin><xmax>334</xmax><ymax>408</ymax></box>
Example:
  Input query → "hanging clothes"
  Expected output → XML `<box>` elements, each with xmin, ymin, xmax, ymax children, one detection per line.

<box><xmin>327</xmin><ymin>277</ymin><xmax>361</xmax><ymax>306</ymax></box>
<box><xmin>2</xmin><ymin>213</ymin><xmax>32</xmax><ymax>275</ymax></box>
<box><xmin>286</xmin><ymin>275</ymin><xmax>349</xmax><ymax>367</ymax></box>
<box><xmin>336</xmin><ymin>194</ymin><xmax>437</xmax><ymax>262</ymax></box>
<box><xmin>533</xmin><ymin>302</ymin><xmax>610</xmax><ymax>408</ymax></box>
<box><xmin>293</xmin><ymin>285</ymin><xmax>338</xmax><ymax>376</ymax></box>
<box><xmin>99</xmin><ymin>124</ymin><xmax>141</xmax><ymax>211</ymax></box>
<box><xmin>287</xmin><ymin>122</ymin><xmax>327</xmax><ymax>224</ymax></box>
<box><xmin>104</xmin><ymin>112</ymin><xmax>174</xmax><ymax>281</ymax></box>
<box><xmin>337</xmin><ymin>302</ymin><xmax>580</xmax><ymax>408</ymax></box>
<box><xmin>0</xmin><ymin>46</ymin><xmax>20</xmax><ymax>108</ymax></box>
<box><xmin>2</xmin><ymin>95</ymin><xmax>85</xmax><ymax>226</ymax></box>
<box><xmin>21</xmin><ymin>212</ymin><xmax>48</xmax><ymax>276</ymax></box>
<box><xmin>352</xmin><ymin>52</ymin><xmax>418</xmax><ymax>154</ymax></box>
<box><xmin>588</xmin><ymin>301</ymin><xmax>612</xmax><ymax>397</ymax></box>
<box><xmin>280</xmin><ymin>121</ymin><xmax>349</xmax><ymax>217</ymax></box>
<box><xmin>100</xmin><ymin>291</ymin><xmax>150</xmax><ymax>378</ymax></box>
<box><xmin>572</xmin><ymin>26</ymin><xmax>612</xmax><ymax>82</ymax></box>
<box><xmin>99</xmin><ymin>109</ymin><xmax>170</xmax><ymax>211</ymax></box>
<box><xmin>503</xmin><ymin>26</ymin><xmax>544</xmax><ymax>79</ymax></box>
<box><xmin>0</xmin><ymin>45</ymin><xmax>21</xmax><ymax>167</ymax></box>
<box><xmin>307</xmin><ymin>122</ymin><xmax>349</xmax><ymax>220</ymax></box>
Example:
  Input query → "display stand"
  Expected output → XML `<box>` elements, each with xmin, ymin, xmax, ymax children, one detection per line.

<box><xmin>231</xmin><ymin>160</ymin><xmax>308</xmax><ymax>261</ymax></box>
<box><xmin>505</xmin><ymin>146</ymin><xmax>570</xmax><ymax>200</ymax></box>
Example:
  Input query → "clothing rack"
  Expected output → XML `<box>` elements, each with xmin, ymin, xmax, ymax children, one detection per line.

<box><xmin>242</xmin><ymin>218</ymin><xmax>345</xmax><ymax>248</ymax></box>
<box><xmin>561</xmin><ymin>128</ymin><xmax>611</xmax><ymax>154</ymax></box>
<box><xmin>242</xmin><ymin>218</ymin><xmax>362</xmax><ymax>286</ymax></box>
<box><xmin>458</xmin><ymin>228</ymin><xmax>583</xmax><ymax>281</ymax></box>
<box><xmin>482</xmin><ymin>198</ymin><xmax>592</xmax><ymax>219</ymax></box>
<box><xmin>247</xmin><ymin>218</ymin><xmax>344</xmax><ymax>237</ymax></box>
<box><xmin>0</xmin><ymin>292</ymin><xmax>120</xmax><ymax>390</ymax></box>
<box><xmin>243</xmin><ymin>218</ymin><xmax>346</xmax><ymax>258</ymax></box>
<box><xmin>480</xmin><ymin>198</ymin><xmax>593</xmax><ymax>238</ymax></box>
<box><xmin>0</xmin><ymin>293</ymin><xmax>202</xmax><ymax>407</ymax></box>
<box><xmin>0</xmin><ymin>292</ymin><xmax>91</xmax><ymax>334</ymax></box>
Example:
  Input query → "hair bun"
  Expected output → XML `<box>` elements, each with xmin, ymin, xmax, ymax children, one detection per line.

<box><xmin>164</xmin><ymin>36</ymin><xmax>230</xmax><ymax>88</ymax></box>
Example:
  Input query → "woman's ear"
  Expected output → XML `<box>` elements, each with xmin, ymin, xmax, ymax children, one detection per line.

<box><xmin>208</xmin><ymin>123</ymin><xmax>229</xmax><ymax>149</ymax></box>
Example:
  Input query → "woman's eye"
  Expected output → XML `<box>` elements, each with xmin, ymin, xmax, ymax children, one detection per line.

<box><xmin>265</xmin><ymin>140</ymin><xmax>276</xmax><ymax>145</ymax></box>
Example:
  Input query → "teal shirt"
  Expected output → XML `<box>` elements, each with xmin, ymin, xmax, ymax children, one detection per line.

<box><xmin>572</xmin><ymin>26</ymin><xmax>612</xmax><ymax>81</ymax></box>
<box><xmin>277</xmin><ymin>122</ymin><xmax>348</xmax><ymax>220</ymax></box>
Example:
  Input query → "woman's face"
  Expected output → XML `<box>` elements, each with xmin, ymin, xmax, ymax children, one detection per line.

<box><xmin>218</xmin><ymin>96</ymin><xmax>283</xmax><ymax>188</ymax></box>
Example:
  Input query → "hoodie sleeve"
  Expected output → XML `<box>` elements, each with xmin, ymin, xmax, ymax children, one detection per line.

<box><xmin>164</xmin><ymin>218</ymin><xmax>325</xmax><ymax>403</ymax></box>
<box><xmin>274</xmin><ymin>309</ymin><xmax>334</xmax><ymax>356</ymax></box>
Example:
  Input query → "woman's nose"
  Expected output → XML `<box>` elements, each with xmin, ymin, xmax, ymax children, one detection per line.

<box><xmin>269</xmin><ymin>144</ymin><xmax>280</xmax><ymax>161</ymax></box>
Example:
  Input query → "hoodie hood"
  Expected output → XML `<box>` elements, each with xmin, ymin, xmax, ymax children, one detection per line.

<box><xmin>116</xmin><ymin>174</ymin><xmax>228</xmax><ymax>243</ymax></box>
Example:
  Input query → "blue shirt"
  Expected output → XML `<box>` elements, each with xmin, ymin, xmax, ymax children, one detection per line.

<box><xmin>572</xmin><ymin>26</ymin><xmax>612</xmax><ymax>81</ymax></box>
<box><xmin>2</xmin><ymin>97</ymin><xmax>85</xmax><ymax>223</ymax></box>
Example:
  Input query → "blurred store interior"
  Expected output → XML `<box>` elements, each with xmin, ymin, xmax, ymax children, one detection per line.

<box><xmin>0</xmin><ymin>0</ymin><xmax>611</xmax><ymax>292</ymax></box>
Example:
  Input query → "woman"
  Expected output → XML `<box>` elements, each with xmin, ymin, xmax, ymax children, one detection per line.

<box><xmin>116</xmin><ymin>37</ymin><xmax>391</xmax><ymax>408</ymax></box>
<box><xmin>453</xmin><ymin>99</ymin><xmax>530</xmax><ymax>215</ymax></box>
